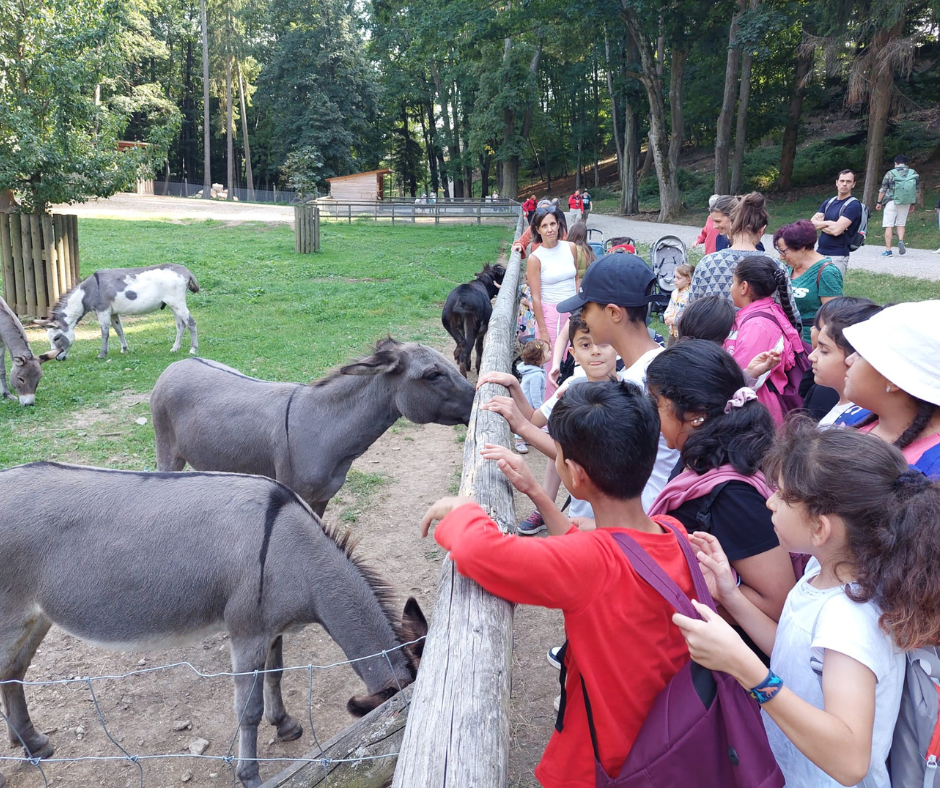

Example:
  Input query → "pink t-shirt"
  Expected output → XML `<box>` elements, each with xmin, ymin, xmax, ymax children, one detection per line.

<box><xmin>858</xmin><ymin>422</ymin><xmax>940</xmax><ymax>477</ymax></box>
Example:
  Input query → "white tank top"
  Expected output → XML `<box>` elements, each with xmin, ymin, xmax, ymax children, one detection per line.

<box><xmin>533</xmin><ymin>242</ymin><xmax>577</xmax><ymax>303</ymax></box>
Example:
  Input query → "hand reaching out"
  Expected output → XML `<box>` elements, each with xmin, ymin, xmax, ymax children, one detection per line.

<box><xmin>419</xmin><ymin>496</ymin><xmax>476</xmax><ymax>538</ymax></box>
<box><xmin>689</xmin><ymin>531</ymin><xmax>738</xmax><ymax>604</ymax></box>
<box><xmin>477</xmin><ymin>371</ymin><xmax>517</xmax><ymax>391</ymax></box>
<box><xmin>672</xmin><ymin>600</ymin><xmax>752</xmax><ymax>675</ymax></box>
<box><xmin>745</xmin><ymin>348</ymin><xmax>782</xmax><ymax>381</ymax></box>
<box><xmin>480</xmin><ymin>443</ymin><xmax>539</xmax><ymax>496</ymax></box>
<box><xmin>480</xmin><ymin>394</ymin><xmax>528</xmax><ymax>432</ymax></box>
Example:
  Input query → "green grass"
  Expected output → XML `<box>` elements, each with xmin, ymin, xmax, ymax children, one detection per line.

<box><xmin>0</xmin><ymin>218</ymin><xmax>512</xmax><ymax>469</ymax></box>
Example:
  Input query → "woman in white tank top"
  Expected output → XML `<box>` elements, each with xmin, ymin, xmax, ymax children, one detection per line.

<box><xmin>527</xmin><ymin>206</ymin><xmax>578</xmax><ymax>398</ymax></box>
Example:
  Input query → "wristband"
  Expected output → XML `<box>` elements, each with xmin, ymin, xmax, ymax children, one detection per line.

<box><xmin>748</xmin><ymin>669</ymin><xmax>784</xmax><ymax>704</ymax></box>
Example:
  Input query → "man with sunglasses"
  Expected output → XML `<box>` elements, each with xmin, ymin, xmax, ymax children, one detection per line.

<box><xmin>811</xmin><ymin>169</ymin><xmax>863</xmax><ymax>275</ymax></box>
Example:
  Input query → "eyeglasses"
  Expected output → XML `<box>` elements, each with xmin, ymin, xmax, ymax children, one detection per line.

<box><xmin>776</xmin><ymin>246</ymin><xmax>790</xmax><ymax>257</ymax></box>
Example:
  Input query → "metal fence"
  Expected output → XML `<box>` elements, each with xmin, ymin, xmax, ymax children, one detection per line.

<box><xmin>316</xmin><ymin>200</ymin><xmax>520</xmax><ymax>224</ymax></box>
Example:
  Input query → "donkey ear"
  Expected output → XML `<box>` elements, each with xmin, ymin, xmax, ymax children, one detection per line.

<box><xmin>347</xmin><ymin>685</ymin><xmax>398</xmax><ymax>718</ymax></box>
<box><xmin>13</xmin><ymin>356</ymin><xmax>26</xmax><ymax>367</ymax></box>
<box><xmin>340</xmin><ymin>350</ymin><xmax>406</xmax><ymax>377</ymax></box>
<box><xmin>401</xmin><ymin>597</ymin><xmax>428</xmax><ymax>665</ymax></box>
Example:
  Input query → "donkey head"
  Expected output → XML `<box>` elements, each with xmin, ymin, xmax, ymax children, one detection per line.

<box><xmin>340</xmin><ymin>338</ymin><xmax>475</xmax><ymax>426</ymax></box>
<box><xmin>8</xmin><ymin>353</ymin><xmax>56</xmax><ymax>406</ymax></box>
<box><xmin>347</xmin><ymin>597</ymin><xmax>428</xmax><ymax>717</ymax></box>
<box><xmin>35</xmin><ymin>318</ymin><xmax>72</xmax><ymax>360</ymax></box>
<box><xmin>476</xmin><ymin>264</ymin><xmax>506</xmax><ymax>299</ymax></box>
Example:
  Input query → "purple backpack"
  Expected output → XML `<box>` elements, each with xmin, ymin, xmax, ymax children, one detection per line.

<box><xmin>739</xmin><ymin>310</ymin><xmax>811</xmax><ymax>416</ymax></box>
<box><xmin>570</xmin><ymin>520</ymin><xmax>785</xmax><ymax>788</ymax></box>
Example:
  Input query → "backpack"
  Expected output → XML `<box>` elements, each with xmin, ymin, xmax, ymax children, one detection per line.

<box><xmin>738</xmin><ymin>310</ymin><xmax>811</xmax><ymax>416</ymax></box>
<box><xmin>823</xmin><ymin>196</ymin><xmax>869</xmax><ymax>252</ymax></box>
<box><xmin>892</xmin><ymin>168</ymin><xmax>918</xmax><ymax>206</ymax></box>
<box><xmin>557</xmin><ymin>519</ymin><xmax>785</xmax><ymax>788</ymax></box>
<box><xmin>890</xmin><ymin>647</ymin><xmax>940</xmax><ymax>788</ymax></box>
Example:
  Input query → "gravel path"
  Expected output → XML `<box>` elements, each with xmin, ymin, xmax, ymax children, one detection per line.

<box><xmin>61</xmin><ymin>194</ymin><xmax>940</xmax><ymax>280</ymax></box>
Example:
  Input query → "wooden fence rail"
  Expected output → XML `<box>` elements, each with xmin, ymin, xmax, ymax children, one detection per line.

<box><xmin>391</xmin><ymin>213</ymin><xmax>526</xmax><ymax>788</ymax></box>
<box><xmin>0</xmin><ymin>213</ymin><xmax>79</xmax><ymax>318</ymax></box>
<box><xmin>293</xmin><ymin>204</ymin><xmax>320</xmax><ymax>253</ymax></box>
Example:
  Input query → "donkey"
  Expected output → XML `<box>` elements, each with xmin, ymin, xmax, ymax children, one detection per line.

<box><xmin>0</xmin><ymin>462</ymin><xmax>428</xmax><ymax>788</ymax></box>
<box><xmin>151</xmin><ymin>338</ymin><xmax>475</xmax><ymax>517</ymax></box>
<box><xmin>441</xmin><ymin>263</ymin><xmax>506</xmax><ymax>376</ymax></box>
<box><xmin>0</xmin><ymin>296</ymin><xmax>57</xmax><ymax>406</ymax></box>
<box><xmin>36</xmin><ymin>263</ymin><xmax>199</xmax><ymax>359</ymax></box>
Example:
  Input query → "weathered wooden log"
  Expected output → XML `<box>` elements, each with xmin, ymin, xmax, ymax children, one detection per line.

<box><xmin>53</xmin><ymin>214</ymin><xmax>66</xmax><ymax>300</ymax></box>
<box><xmin>259</xmin><ymin>685</ymin><xmax>413</xmax><ymax>788</ymax></box>
<box><xmin>9</xmin><ymin>215</ymin><xmax>25</xmax><ymax>315</ymax></box>
<box><xmin>392</xmin><ymin>215</ymin><xmax>525</xmax><ymax>788</ymax></box>
<box><xmin>26</xmin><ymin>213</ymin><xmax>42</xmax><ymax>315</ymax></box>
<box><xmin>293</xmin><ymin>205</ymin><xmax>320</xmax><ymax>254</ymax></box>
<box><xmin>0</xmin><ymin>216</ymin><xmax>15</xmax><ymax>306</ymax></box>
<box><xmin>17</xmin><ymin>214</ymin><xmax>33</xmax><ymax>317</ymax></box>
<box><xmin>68</xmin><ymin>214</ymin><xmax>79</xmax><ymax>279</ymax></box>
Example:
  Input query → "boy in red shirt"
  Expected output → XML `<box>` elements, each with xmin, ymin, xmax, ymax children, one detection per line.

<box><xmin>420</xmin><ymin>382</ymin><xmax>696</xmax><ymax>787</ymax></box>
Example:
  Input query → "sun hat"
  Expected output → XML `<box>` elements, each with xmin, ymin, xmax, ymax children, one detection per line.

<box><xmin>842</xmin><ymin>301</ymin><xmax>940</xmax><ymax>406</ymax></box>
<box><xmin>557</xmin><ymin>253</ymin><xmax>664</xmax><ymax>313</ymax></box>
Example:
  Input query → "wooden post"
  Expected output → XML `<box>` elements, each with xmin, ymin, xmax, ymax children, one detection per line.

<box><xmin>434</xmin><ymin>201</ymin><xmax>440</xmax><ymax>225</ymax></box>
<box><xmin>18</xmin><ymin>214</ymin><xmax>34</xmax><ymax>316</ymax></box>
<box><xmin>35</xmin><ymin>214</ymin><xmax>52</xmax><ymax>315</ymax></box>
<box><xmin>313</xmin><ymin>206</ymin><xmax>320</xmax><ymax>251</ymax></box>
<box><xmin>391</xmin><ymin>202</ymin><xmax>395</xmax><ymax>226</ymax></box>
<box><xmin>259</xmin><ymin>686</ymin><xmax>413</xmax><ymax>788</ymax></box>
<box><xmin>24</xmin><ymin>214</ymin><xmax>42</xmax><ymax>315</ymax></box>
<box><xmin>69</xmin><ymin>214</ymin><xmax>79</xmax><ymax>279</ymax></box>
<box><xmin>392</xmin><ymin>215</ymin><xmax>525</xmax><ymax>788</ymax></box>
<box><xmin>10</xmin><ymin>214</ymin><xmax>25</xmax><ymax>315</ymax></box>
<box><xmin>55</xmin><ymin>215</ymin><xmax>69</xmax><ymax>299</ymax></box>
<box><xmin>293</xmin><ymin>205</ymin><xmax>320</xmax><ymax>254</ymax></box>
<box><xmin>0</xmin><ymin>215</ymin><xmax>15</xmax><ymax>305</ymax></box>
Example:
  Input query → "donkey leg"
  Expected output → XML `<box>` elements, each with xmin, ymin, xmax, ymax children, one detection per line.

<box><xmin>169</xmin><ymin>309</ymin><xmax>186</xmax><ymax>353</ymax></box>
<box><xmin>96</xmin><ymin>312</ymin><xmax>111</xmax><ymax>358</ymax></box>
<box><xmin>1</xmin><ymin>617</ymin><xmax>54</xmax><ymax>758</ymax></box>
<box><xmin>0</xmin><ymin>349</ymin><xmax>13</xmax><ymax>401</ymax></box>
<box><xmin>263</xmin><ymin>637</ymin><xmax>302</xmax><ymax>742</ymax></box>
<box><xmin>474</xmin><ymin>327</ymin><xmax>487</xmax><ymax>372</ymax></box>
<box><xmin>110</xmin><ymin>315</ymin><xmax>128</xmax><ymax>353</ymax></box>
<box><xmin>230</xmin><ymin>639</ymin><xmax>269</xmax><ymax>788</ymax></box>
<box><xmin>186</xmin><ymin>313</ymin><xmax>198</xmax><ymax>355</ymax></box>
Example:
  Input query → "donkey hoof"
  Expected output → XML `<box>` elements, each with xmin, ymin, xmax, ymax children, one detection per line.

<box><xmin>97</xmin><ymin>352</ymin><xmax>107</xmax><ymax>359</ymax></box>
<box><xmin>275</xmin><ymin>717</ymin><xmax>303</xmax><ymax>743</ymax></box>
<box><xmin>23</xmin><ymin>734</ymin><xmax>54</xmax><ymax>760</ymax></box>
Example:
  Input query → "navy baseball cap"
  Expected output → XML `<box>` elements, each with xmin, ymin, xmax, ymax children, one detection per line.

<box><xmin>557</xmin><ymin>253</ymin><xmax>661</xmax><ymax>313</ymax></box>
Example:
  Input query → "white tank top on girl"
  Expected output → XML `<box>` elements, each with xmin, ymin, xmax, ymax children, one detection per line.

<box><xmin>533</xmin><ymin>242</ymin><xmax>577</xmax><ymax>303</ymax></box>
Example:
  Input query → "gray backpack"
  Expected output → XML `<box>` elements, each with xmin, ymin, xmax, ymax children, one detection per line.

<box><xmin>890</xmin><ymin>646</ymin><xmax>940</xmax><ymax>788</ymax></box>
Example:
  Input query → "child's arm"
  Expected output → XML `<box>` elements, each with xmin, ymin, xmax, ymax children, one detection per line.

<box><xmin>481</xmin><ymin>395</ymin><xmax>557</xmax><ymax>458</ymax></box>
<box><xmin>674</xmin><ymin>602</ymin><xmax>878</xmax><ymax>787</ymax></box>
<box><xmin>479</xmin><ymin>444</ymin><xmax>571</xmax><ymax>536</ymax></box>
<box><xmin>548</xmin><ymin>318</ymin><xmax>570</xmax><ymax>385</ymax></box>
<box><xmin>477</xmin><ymin>371</ymin><xmax>535</xmax><ymax>420</ymax></box>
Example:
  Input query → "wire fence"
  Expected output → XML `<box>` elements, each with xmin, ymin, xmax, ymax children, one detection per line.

<box><xmin>0</xmin><ymin>636</ymin><xmax>425</xmax><ymax>788</ymax></box>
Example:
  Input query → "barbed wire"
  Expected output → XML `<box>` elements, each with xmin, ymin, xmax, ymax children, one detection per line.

<box><xmin>0</xmin><ymin>636</ymin><xmax>424</xmax><ymax>788</ymax></box>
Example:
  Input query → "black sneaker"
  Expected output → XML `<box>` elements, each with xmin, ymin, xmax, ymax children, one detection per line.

<box><xmin>547</xmin><ymin>646</ymin><xmax>563</xmax><ymax>670</ymax></box>
<box><xmin>517</xmin><ymin>510</ymin><xmax>546</xmax><ymax>535</ymax></box>
<box><xmin>898</xmin><ymin>240</ymin><xmax>907</xmax><ymax>255</ymax></box>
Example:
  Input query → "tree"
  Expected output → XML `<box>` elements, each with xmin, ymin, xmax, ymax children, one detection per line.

<box><xmin>201</xmin><ymin>0</ymin><xmax>212</xmax><ymax>196</ymax></box>
<box><xmin>0</xmin><ymin>0</ymin><xmax>178</xmax><ymax>213</ymax></box>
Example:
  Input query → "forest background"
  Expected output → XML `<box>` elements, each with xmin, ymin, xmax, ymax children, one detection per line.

<box><xmin>2</xmin><ymin>0</ymin><xmax>939</xmax><ymax>223</ymax></box>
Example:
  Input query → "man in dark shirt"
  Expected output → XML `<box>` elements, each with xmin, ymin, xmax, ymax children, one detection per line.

<box><xmin>811</xmin><ymin>169</ymin><xmax>862</xmax><ymax>275</ymax></box>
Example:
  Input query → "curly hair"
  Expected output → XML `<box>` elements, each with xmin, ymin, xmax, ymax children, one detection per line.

<box><xmin>733</xmin><ymin>255</ymin><xmax>800</xmax><ymax>331</ymax></box>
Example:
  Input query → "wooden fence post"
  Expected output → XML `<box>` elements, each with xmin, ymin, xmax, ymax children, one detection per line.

<box><xmin>9</xmin><ymin>215</ymin><xmax>25</xmax><ymax>315</ymax></box>
<box><xmin>0</xmin><ymin>215</ymin><xmax>15</xmax><ymax>308</ymax></box>
<box><xmin>293</xmin><ymin>205</ymin><xmax>320</xmax><ymax>254</ymax></box>
<box><xmin>391</xmin><ymin>214</ymin><xmax>525</xmax><ymax>788</ymax></box>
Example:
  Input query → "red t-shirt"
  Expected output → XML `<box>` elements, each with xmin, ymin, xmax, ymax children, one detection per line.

<box><xmin>523</xmin><ymin>198</ymin><xmax>537</xmax><ymax>213</ymax></box>
<box><xmin>568</xmin><ymin>194</ymin><xmax>583</xmax><ymax>210</ymax></box>
<box><xmin>434</xmin><ymin>503</ymin><xmax>696</xmax><ymax>788</ymax></box>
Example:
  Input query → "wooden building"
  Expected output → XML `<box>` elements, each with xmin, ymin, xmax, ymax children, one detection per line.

<box><xmin>326</xmin><ymin>169</ymin><xmax>392</xmax><ymax>201</ymax></box>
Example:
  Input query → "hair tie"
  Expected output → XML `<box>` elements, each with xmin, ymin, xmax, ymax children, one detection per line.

<box><xmin>894</xmin><ymin>469</ymin><xmax>930</xmax><ymax>493</ymax></box>
<box><xmin>724</xmin><ymin>387</ymin><xmax>757</xmax><ymax>414</ymax></box>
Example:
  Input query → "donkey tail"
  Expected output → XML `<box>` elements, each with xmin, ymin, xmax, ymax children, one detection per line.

<box><xmin>187</xmin><ymin>273</ymin><xmax>200</xmax><ymax>293</ymax></box>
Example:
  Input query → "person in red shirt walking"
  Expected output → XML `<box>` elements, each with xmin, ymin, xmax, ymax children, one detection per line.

<box><xmin>420</xmin><ymin>381</ymin><xmax>697</xmax><ymax>788</ymax></box>
<box><xmin>523</xmin><ymin>194</ymin><xmax>538</xmax><ymax>224</ymax></box>
<box><xmin>567</xmin><ymin>189</ymin><xmax>583</xmax><ymax>224</ymax></box>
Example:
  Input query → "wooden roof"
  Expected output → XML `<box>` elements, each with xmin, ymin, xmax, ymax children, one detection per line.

<box><xmin>326</xmin><ymin>169</ymin><xmax>392</xmax><ymax>182</ymax></box>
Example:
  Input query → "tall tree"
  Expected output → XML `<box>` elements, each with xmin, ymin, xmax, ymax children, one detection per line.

<box><xmin>200</xmin><ymin>0</ymin><xmax>211</xmax><ymax>196</ymax></box>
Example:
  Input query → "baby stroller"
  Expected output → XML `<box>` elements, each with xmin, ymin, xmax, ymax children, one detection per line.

<box><xmin>586</xmin><ymin>228</ymin><xmax>605</xmax><ymax>259</ymax></box>
<box><xmin>648</xmin><ymin>234</ymin><xmax>686</xmax><ymax>313</ymax></box>
<box><xmin>605</xmin><ymin>236</ymin><xmax>637</xmax><ymax>254</ymax></box>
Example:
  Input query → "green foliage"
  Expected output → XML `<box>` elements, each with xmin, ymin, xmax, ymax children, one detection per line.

<box><xmin>0</xmin><ymin>0</ymin><xmax>180</xmax><ymax>213</ymax></box>
<box><xmin>0</xmin><ymin>218</ymin><xmax>512</xmax><ymax>468</ymax></box>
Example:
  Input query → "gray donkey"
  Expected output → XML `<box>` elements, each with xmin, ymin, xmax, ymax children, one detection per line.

<box><xmin>36</xmin><ymin>263</ymin><xmax>199</xmax><ymax>359</ymax></box>
<box><xmin>151</xmin><ymin>338</ymin><xmax>475</xmax><ymax>516</ymax></box>
<box><xmin>0</xmin><ymin>462</ymin><xmax>427</xmax><ymax>788</ymax></box>
<box><xmin>0</xmin><ymin>296</ymin><xmax>57</xmax><ymax>406</ymax></box>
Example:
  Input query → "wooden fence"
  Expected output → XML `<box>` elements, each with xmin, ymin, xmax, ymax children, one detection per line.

<box><xmin>0</xmin><ymin>213</ymin><xmax>79</xmax><ymax>318</ymax></box>
<box><xmin>391</xmin><ymin>213</ymin><xmax>526</xmax><ymax>787</ymax></box>
<box><xmin>293</xmin><ymin>204</ymin><xmax>320</xmax><ymax>253</ymax></box>
<box><xmin>315</xmin><ymin>200</ymin><xmax>521</xmax><ymax>225</ymax></box>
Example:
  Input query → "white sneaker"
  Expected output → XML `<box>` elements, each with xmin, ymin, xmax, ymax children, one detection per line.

<box><xmin>514</xmin><ymin>439</ymin><xmax>528</xmax><ymax>454</ymax></box>
<box><xmin>898</xmin><ymin>240</ymin><xmax>907</xmax><ymax>255</ymax></box>
<box><xmin>934</xmin><ymin>248</ymin><xmax>940</xmax><ymax>254</ymax></box>
<box><xmin>553</xmin><ymin>695</ymin><xmax>561</xmax><ymax>712</ymax></box>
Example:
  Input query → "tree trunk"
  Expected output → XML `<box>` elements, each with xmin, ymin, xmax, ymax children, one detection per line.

<box><xmin>423</xmin><ymin>99</ymin><xmax>441</xmax><ymax>194</ymax></box>
<box><xmin>862</xmin><ymin>21</ymin><xmax>903</xmax><ymax>209</ymax></box>
<box><xmin>226</xmin><ymin>51</ymin><xmax>234</xmax><ymax>200</ymax></box>
<box><xmin>237</xmin><ymin>63</ymin><xmax>254</xmax><ymax>200</ymax></box>
<box><xmin>729</xmin><ymin>47</ymin><xmax>754</xmax><ymax>193</ymax></box>
<box><xmin>621</xmin><ymin>102</ymin><xmax>639</xmax><ymax>214</ymax></box>
<box><xmin>776</xmin><ymin>43</ymin><xmax>813</xmax><ymax>190</ymax></box>
<box><xmin>714</xmin><ymin>0</ymin><xmax>745</xmax><ymax>194</ymax></box>
<box><xmin>200</xmin><ymin>0</ymin><xmax>211</xmax><ymax>198</ymax></box>
<box><xmin>640</xmin><ymin>142</ymin><xmax>654</xmax><ymax>179</ymax></box>
<box><xmin>500</xmin><ymin>43</ymin><xmax>540</xmax><ymax>201</ymax></box>
<box><xmin>593</xmin><ymin>55</ymin><xmax>600</xmax><ymax>187</ymax></box>
<box><xmin>431</xmin><ymin>61</ymin><xmax>462</xmax><ymax>197</ymax></box>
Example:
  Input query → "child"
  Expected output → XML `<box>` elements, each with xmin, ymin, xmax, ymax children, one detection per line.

<box><xmin>692</xmin><ymin>194</ymin><xmax>722</xmax><ymax>254</ymax></box>
<box><xmin>724</xmin><ymin>255</ymin><xmax>803</xmax><ymax>424</ymax></box>
<box><xmin>514</xmin><ymin>339</ymin><xmax>549</xmax><ymax>454</ymax></box>
<box><xmin>806</xmin><ymin>298</ymin><xmax>882</xmax><ymax>427</ymax></box>
<box><xmin>478</xmin><ymin>318</ymin><xmax>618</xmax><ymax>533</ymax></box>
<box><xmin>565</xmin><ymin>221</ymin><xmax>596</xmax><ymax>281</ymax></box>
<box><xmin>518</xmin><ymin>283</ymin><xmax>538</xmax><ymax>344</ymax></box>
<box><xmin>646</xmin><ymin>340</ymin><xmax>794</xmax><ymax>632</ymax></box>
<box><xmin>663</xmin><ymin>263</ymin><xmax>693</xmax><ymax>341</ymax></box>
<box><xmin>420</xmin><ymin>381</ymin><xmax>699</xmax><ymax>788</ymax></box>
<box><xmin>842</xmin><ymin>300</ymin><xmax>940</xmax><ymax>477</ymax></box>
<box><xmin>673</xmin><ymin>422</ymin><xmax>940</xmax><ymax>788</ymax></box>
<box><xmin>676</xmin><ymin>294</ymin><xmax>736</xmax><ymax>344</ymax></box>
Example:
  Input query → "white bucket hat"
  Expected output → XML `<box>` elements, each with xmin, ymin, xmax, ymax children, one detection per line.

<box><xmin>842</xmin><ymin>300</ymin><xmax>940</xmax><ymax>406</ymax></box>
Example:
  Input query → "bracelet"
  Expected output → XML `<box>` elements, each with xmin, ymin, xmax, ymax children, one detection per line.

<box><xmin>748</xmin><ymin>669</ymin><xmax>784</xmax><ymax>705</ymax></box>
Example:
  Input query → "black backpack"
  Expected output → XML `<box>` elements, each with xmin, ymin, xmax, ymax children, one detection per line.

<box><xmin>823</xmin><ymin>196</ymin><xmax>869</xmax><ymax>252</ymax></box>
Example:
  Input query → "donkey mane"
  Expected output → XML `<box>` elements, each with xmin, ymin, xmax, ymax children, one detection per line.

<box><xmin>49</xmin><ymin>281</ymin><xmax>84</xmax><ymax>321</ymax></box>
<box><xmin>317</xmin><ymin>519</ymin><xmax>405</xmax><ymax>642</ymax></box>
<box><xmin>309</xmin><ymin>337</ymin><xmax>402</xmax><ymax>389</ymax></box>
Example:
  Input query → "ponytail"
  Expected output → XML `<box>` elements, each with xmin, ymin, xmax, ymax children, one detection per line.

<box><xmin>729</xmin><ymin>192</ymin><xmax>768</xmax><ymax>240</ymax></box>
<box><xmin>765</xmin><ymin>419</ymin><xmax>940</xmax><ymax>649</ymax></box>
<box><xmin>734</xmin><ymin>255</ymin><xmax>800</xmax><ymax>330</ymax></box>
<box><xmin>856</xmin><ymin>395</ymin><xmax>940</xmax><ymax>452</ymax></box>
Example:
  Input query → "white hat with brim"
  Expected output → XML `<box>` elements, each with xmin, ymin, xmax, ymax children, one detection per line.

<box><xmin>842</xmin><ymin>300</ymin><xmax>940</xmax><ymax>407</ymax></box>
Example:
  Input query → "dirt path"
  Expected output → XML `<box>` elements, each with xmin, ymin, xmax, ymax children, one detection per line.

<box><xmin>4</xmin><ymin>391</ymin><xmax>562</xmax><ymax>788</ymax></box>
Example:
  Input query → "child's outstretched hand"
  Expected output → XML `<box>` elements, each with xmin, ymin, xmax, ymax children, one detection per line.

<box><xmin>689</xmin><ymin>531</ymin><xmax>738</xmax><ymax>604</ymax></box>
<box><xmin>745</xmin><ymin>348</ymin><xmax>782</xmax><ymax>381</ymax></box>
<box><xmin>480</xmin><ymin>443</ymin><xmax>538</xmax><ymax>496</ymax></box>
<box><xmin>420</xmin><ymin>496</ymin><xmax>476</xmax><ymax>538</ymax></box>
<box><xmin>672</xmin><ymin>600</ymin><xmax>752</xmax><ymax>675</ymax></box>
<box><xmin>480</xmin><ymin>394</ymin><xmax>527</xmax><ymax>432</ymax></box>
<box><xmin>477</xmin><ymin>371</ymin><xmax>517</xmax><ymax>391</ymax></box>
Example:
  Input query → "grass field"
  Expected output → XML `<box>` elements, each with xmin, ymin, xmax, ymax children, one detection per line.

<box><xmin>0</xmin><ymin>218</ymin><xmax>512</xmax><ymax>468</ymax></box>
